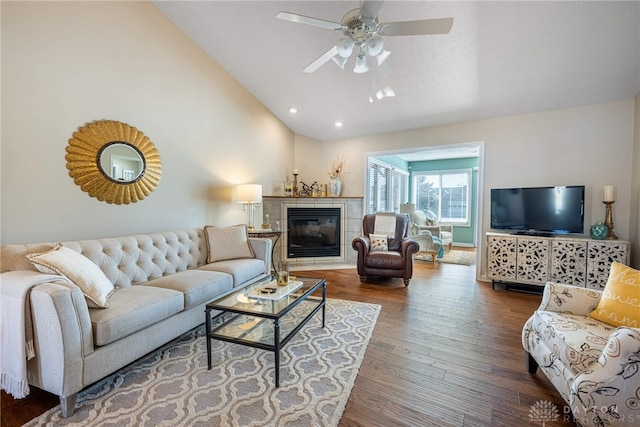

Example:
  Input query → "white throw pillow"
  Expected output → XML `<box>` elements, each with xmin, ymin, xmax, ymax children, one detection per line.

<box><xmin>204</xmin><ymin>225</ymin><xmax>255</xmax><ymax>263</ymax></box>
<box><xmin>27</xmin><ymin>244</ymin><xmax>115</xmax><ymax>308</ymax></box>
<box><xmin>369</xmin><ymin>234</ymin><xmax>389</xmax><ymax>252</ymax></box>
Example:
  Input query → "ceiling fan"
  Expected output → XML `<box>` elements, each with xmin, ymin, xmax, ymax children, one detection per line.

<box><xmin>276</xmin><ymin>0</ymin><xmax>453</xmax><ymax>74</ymax></box>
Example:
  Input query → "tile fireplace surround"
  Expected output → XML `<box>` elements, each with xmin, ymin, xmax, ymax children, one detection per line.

<box><xmin>262</xmin><ymin>196</ymin><xmax>364</xmax><ymax>269</ymax></box>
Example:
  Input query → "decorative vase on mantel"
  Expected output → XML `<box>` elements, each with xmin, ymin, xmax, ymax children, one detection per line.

<box><xmin>329</xmin><ymin>177</ymin><xmax>342</xmax><ymax>197</ymax></box>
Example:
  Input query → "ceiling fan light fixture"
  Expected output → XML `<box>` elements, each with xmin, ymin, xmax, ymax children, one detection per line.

<box><xmin>354</xmin><ymin>54</ymin><xmax>369</xmax><ymax>73</ymax></box>
<box><xmin>377</xmin><ymin>49</ymin><xmax>391</xmax><ymax>66</ymax></box>
<box><xmin>336</xmin><ymin>37</ymin><xmax>355</xmax><ymax>58</ymax></box>
<box><xmin>277</xmin><ymin>7</ymin><xmax>454</xmax><ymax>74</ymax></box>
<box><xmin>365</xmin><ymin>36</ymin><xmax>384</xmax><ymax>57</ymax></box>
<box><xmin>331</xmin><ymin>54</ymin><xmax>348</xmax><ymax>69</ymax></box>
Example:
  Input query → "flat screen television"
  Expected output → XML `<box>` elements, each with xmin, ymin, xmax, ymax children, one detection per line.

<box><xmin>490</xmin><ymin>185</ymin><xmax>585</xmax><ymax>236</ymax></box>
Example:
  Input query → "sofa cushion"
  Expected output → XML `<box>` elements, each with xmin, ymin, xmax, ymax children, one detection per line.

<box><xmin>198</xmin><ymin>258</ymin><xmax>265</xmax><ymax>287</ymax></box>
<box><xmin>531</xmin><ymin>310</ymin><xmax>614</xmax><ymax>374</ymax></box>
<box><xmin>589</xmin><ymin>262</ymin><xmax>640</xmax><ymax>328</ymax></box>
<box><xmin>141</xmin><ymin>270</ymin><xmax>232</xmax><ymax>309</ymax></box>
<box><xmin>204</xmin><ymin>225</ymin><xmax>255</xmax><ymax>263</ymax></box>
<box><xmin>27</xmin><ymin>243</ymin><xmax>115</xmax><ymax>308</ymax></box>
<box><xmin>89</xmin><ymin>286</ymin><xmax>183</xmax><ymax>346</ymax></box>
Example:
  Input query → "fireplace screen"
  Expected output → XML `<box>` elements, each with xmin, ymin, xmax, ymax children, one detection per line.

<box><xmin>287</xmin><ymin>207</ymin><xmax>341</xmax><ymax>258</ymax></box>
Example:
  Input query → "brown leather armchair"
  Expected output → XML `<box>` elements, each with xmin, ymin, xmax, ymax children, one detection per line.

<box><xmin>352</xmin><ymin>213</ymin><xmax>420</xmax><ymax>286</ymax></box>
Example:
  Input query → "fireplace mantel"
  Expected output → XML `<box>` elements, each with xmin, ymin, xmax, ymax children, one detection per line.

<box><xmin>262</xmin><ymin>196</ymin><xmax>364</xmax><ymax>269</ymax></box>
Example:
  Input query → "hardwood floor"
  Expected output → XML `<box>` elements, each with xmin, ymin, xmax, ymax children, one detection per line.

<box><xmin>1</xmin><ymin>252</ymin><xmax>574</xmax><ymax>426</ymax></box>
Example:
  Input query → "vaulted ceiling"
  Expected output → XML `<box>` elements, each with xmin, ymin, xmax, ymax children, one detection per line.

<box><xmin>153</xmin><ymin>1</ymin><xmax>640</xmax><ymax>141</ymax></box>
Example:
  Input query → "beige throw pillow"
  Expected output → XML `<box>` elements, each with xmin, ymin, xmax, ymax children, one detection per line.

<box><xmin>369</xmin><ymin>234</ymin><xmax>389</xmax><ymax>251</ymax></box>
<box><xmin>27</xmin><ymin>244</ymin><xmax>115</xmax><ymax>308</ymax></box>
<box><xmin>204</xmin><ymin>225</ymin><xmax>255</xmax><ymax>263</ymax></box>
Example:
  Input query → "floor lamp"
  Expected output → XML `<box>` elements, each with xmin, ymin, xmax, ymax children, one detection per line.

<box><xmin>236</xmin><ymin>184</ymin><xmax>262</xmax><ymax>230</ymax></box>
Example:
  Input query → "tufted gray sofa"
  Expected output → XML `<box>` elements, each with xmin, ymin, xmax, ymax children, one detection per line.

<box><xmin>0</xmin><ymin>227</ymin><xmax>271</xmax><ymax>417</ymax></box>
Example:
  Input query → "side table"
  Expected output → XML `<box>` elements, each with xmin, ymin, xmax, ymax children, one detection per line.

<box><xmin>248</xmin><ymin>230</ymin><xmax>281</xmax><ymax>272</ymax></box>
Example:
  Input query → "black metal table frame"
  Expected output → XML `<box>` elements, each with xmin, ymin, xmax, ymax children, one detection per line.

<box><xmin>205</xmin><ymin>278</ymin><xmax>326</xmax><ymax>387</ymax></box>
<box><xmin>247</xmin><ymin>230</ymin><xmax>281</xmax><ymax>272</ymax></box>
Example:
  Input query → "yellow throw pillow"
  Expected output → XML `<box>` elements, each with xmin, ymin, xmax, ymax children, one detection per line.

<box><xmin>589</xmin><ymin>262</ymin><xmax>640</xmax><ymax>328</ymax></box>
<box><xmin>369</xmin><ymin>234</ymin><xmax>388</xmax><ymax>252</ymax></box>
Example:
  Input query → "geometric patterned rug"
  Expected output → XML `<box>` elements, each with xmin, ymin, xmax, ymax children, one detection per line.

<box><xmin>25</xmin><ymin>299</ymin><xmax>380</xmax><ymax>427</ymax></box>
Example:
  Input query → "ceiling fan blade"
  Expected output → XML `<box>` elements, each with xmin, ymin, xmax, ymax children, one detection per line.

<box><xmin>378</xmin><ymin>17</ymin><xmax>453</xmax><ymax>36</ymax></box>
<box><xmin>303</xmin><ymin>46</ymin><xmax>339</xmax><ymax>73</ymax></box>
<box><xmin>276</xmin><ymin>11</ymin><xmax>343</xmax><ymax>31</ymax></box>
<box><xmin>359</xmin><ymin>0</ymin><xmax>385</xmax><ymax>22</ymax></box>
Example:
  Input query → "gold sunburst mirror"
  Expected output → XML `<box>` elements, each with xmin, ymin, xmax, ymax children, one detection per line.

<box><xmin>66</xmin><ymin>120</ymin><xmax>162</xmax><ymax>204</ymax></box>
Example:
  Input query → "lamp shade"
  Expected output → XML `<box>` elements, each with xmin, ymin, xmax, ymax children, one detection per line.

<box><xmin>399</xmin><ymin>203</ymin><xmax>415</xmax><ymax>214</ymax></box>
<box><xmin>365</xmin><ymin>36</ymin><xmax>384</xmax><ymax>57</ymax></box>
<box><xmin>336</xmin><ymin>37</ymin><xmax>355</xmax><ymax>58</ymax></box>
<box><xmin>236</xmin><ymin>184</ymin><xmax>262</xmax><ymax>203</ymax></box>
<box><xmin>354</xmin><ymin>54</ymin><xmax>369</xmax><ymax>73</ymax></box>
<box><xmin>331</xmin><ymin>54</ymin><xmax>348</xmax><ymax>70</ymax></box>
<box><xmin>376</xmin><ymin>49</ymin><xmax>391</xmax><ymax>66</ymax></box>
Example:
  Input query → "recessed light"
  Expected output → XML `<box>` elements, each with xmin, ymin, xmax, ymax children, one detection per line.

<box><xmin>334</xmin><ymin>121</ymin><xmax>343</xmax><ymax>128</ymax></box>
<box><xmin>288</xmin><ymin>107</ymin><xmax>298</xmax><ymax>114</ymax></box>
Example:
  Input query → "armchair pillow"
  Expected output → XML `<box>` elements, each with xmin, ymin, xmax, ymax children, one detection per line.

<box><xmin>26</xmin><ymin>244</ymin><xmax>115</xmax><ymax>308</ymax></box>
<box><xmin>411</xmin><ymin>210</ymin><xmax>428</xmax><ymax>227</ymax></box>
<box><xmin>204</xmin><ymin>224</ymin><xmax>255</xmax><ymax>263</ymax></box>
<box><xmin>589</xmin><ymin>262</ymin><xmax>640</xmax><ymax>327</ymax></box>
<box><xmin>369</xmin><ymin>234</ymin><xmax>389</xmax><ymax>252</ymax></box>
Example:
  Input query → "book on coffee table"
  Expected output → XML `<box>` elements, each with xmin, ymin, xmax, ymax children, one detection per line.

<box><xmin>247</xmin><ymin>280</ymin><xmax>303</xmax><ymax>301</ymax></box>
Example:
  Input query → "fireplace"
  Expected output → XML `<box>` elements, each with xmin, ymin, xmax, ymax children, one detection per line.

<box><xmin>287</xmin><ymin>207</ymin><xmax>341</xmax><ymax>258</ymax></box>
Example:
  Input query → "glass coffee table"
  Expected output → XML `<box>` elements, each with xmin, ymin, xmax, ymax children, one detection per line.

<box><xmin>204</xmin><ymin>275</ymin><xmax>326</xmax><ymax>387</ymax></box>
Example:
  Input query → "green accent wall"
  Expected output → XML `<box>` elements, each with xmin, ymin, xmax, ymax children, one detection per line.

<box><xmin>372</xmin><ymin>155</ymin><xmax>409</xmax><ymax>170</ymax></box>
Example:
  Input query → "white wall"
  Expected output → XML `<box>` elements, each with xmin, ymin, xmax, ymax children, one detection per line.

<box><xmin>1</xmin><ymin>1</ymin><xmax>294</xmax><ymax>244</ymax></box>
<box><xmin>631</xmin><ymin>92</ymin><xmax>640</xmax><ymax>268</ymax></box>
<box><xmin>304</xmin><ymin>99</ymin><xmax>637</xmax><ymax>273</ymax></box>
<box><xmin>292</xmin><ymin>134</ymin><xmax>324</xmax><ymax>192</ymax></box>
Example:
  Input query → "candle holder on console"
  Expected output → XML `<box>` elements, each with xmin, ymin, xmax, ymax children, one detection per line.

<box><xmin>603</xmin><ymin>201</ymin><xmax>618</xmax><ymax>240</ymax></box>
<box><xmin>602</xmin><ymin>185</ymin><xmax>618</xmax><ymax>240</ymax></box>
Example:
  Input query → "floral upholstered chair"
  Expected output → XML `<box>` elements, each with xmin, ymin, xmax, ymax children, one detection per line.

<box><xmin>522</xmin><ymin>262</ymin><xmax>640</xmax><ymax>427</ymax></box>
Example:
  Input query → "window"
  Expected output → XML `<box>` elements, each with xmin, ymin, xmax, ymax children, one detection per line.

<box><xmin>367</xmin><ymin>159</ymin><xmax>408</xmax><ymax>214</ymax></box>
<box><xmin>413</xmin><ymin>169</ymin><xmax>471</xmax><ymax>225</ymax></box>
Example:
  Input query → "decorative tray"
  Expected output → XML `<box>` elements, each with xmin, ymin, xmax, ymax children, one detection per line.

<box><xmin>247</xmin><ymin>280</ymin><xmax>303</xmax><ymax>301</ymax></box>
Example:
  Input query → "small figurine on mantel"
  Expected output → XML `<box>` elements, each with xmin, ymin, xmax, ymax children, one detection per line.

<box><xmin>299</xmin><ymin>181</ymin><xmax>319</xmax><ymax>197</ymax></box>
